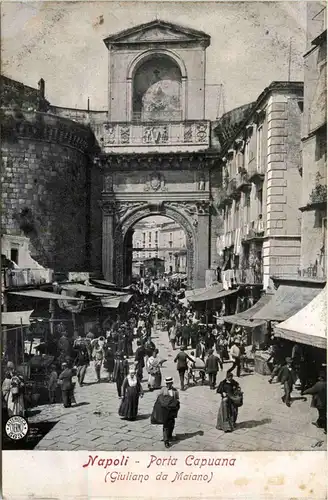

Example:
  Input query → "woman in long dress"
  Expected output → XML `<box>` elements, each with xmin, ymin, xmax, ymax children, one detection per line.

<box><xmin>2</xmin><ymin>370</ymin><xmax>25</xmax><ymax>418</ymax></box>
<box><xmin>118</xmin><ymin>368</ymin><xmax>144</xmax><ymax>421</ymax></box>
<box><xmin>147</xmin><ymin>349</ymin><xmax>166</xmax><ymax>391</ymax></box>
<box><xmin>216</xmin><ymin>372</ymin><xmax>242</xmax><ymax>432</ymax></box>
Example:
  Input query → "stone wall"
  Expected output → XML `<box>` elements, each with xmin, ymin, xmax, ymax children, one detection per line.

<box><xmin>1</xmin><ymin>110</ymin><xmax>95</xmax><ymax>272</ymax></box>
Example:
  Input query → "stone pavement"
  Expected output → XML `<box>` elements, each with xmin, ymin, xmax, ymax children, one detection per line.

<box><xmin>28</xmin><ymin>327</ymin><xmax>326</xmax><ymax>452</ymax></box>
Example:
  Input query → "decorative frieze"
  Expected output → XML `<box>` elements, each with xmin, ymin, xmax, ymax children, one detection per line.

<box><xmin>95</xmin><ymin>120</ymin><xmax>210</xmax><ymax>152</ymax></box>
<box><xmin>98</xmin><ymin>152</ymin><xmax>218</xmax><ymax>171</ymax></box>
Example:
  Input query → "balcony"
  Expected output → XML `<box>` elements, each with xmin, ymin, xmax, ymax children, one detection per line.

<box><xmin>248</xmin><ymin>164</ymin><xmax>265</xmax><ymax>183</ymax></box>
<box><xmin>217</xmin><ymin>188</ymin><xmax>233</xmax><ymax>209</ymax></box>
<box><xmin>221</xmin><ymin>268</ymin><xmax>263</xmax><ymax>286</ymax></box>
<box><xmin>242</xmin><ymin>219</ymin><xmax>265</xmax><ymax>241</ymax></box>
<box><xmin>93</xmin><ymin>120</ymin><xmax>211</xmax><ymax>153</ymax></box>
<box><xmin>236</xmin><ymin>170</ymin><xmax>251</xmax><ymax>192</ymax></box>
<box><xmin>297</xmin><ymin>265</ymin><xmax>326</xmax><ymax>281</ymax></box>
<box><xmin>300</xmin><ymin>179</ymin><xmax>327</xmax><ymax>212</ymax></box>
<box><xmin>2</xmin><ymin>268</ymin><xmax>54</xmax><ymax>289</ymax></box>
<box><xmin>226</xmin><ymin>178</ymin><xmax>240</xmax><ymax>199</ymax></box>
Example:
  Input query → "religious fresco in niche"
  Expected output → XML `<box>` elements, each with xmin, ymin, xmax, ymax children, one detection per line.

<box><xmin>133</xmin><ymin>56</ymin><xmax>182</xmax><ymax>122</ymax></box>
<box><xmin>142</xmin><ymin>80</ymin><xmax>181</xmax><ymax>121</ymax></box>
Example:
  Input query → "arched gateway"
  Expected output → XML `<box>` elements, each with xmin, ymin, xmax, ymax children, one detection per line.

<box><xmin>99</xmin><ymin>161</ymin><xmax>214</xmax><ymax>289</ymax></box>
<box><xmin>114</xmin><ymin>202</ymin><xmax>197</xmax><ymax>287</ymax></box>
<box><xmin>97</xmin><ymin>20</ymin><xmax>218</xmax><ymax>289</ymax></box>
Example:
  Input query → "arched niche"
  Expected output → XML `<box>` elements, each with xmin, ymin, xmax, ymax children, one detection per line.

<box><xmin>127</xmin><ymin>50</ymin><xmax>187</xmax><ymax>122</ymax></box>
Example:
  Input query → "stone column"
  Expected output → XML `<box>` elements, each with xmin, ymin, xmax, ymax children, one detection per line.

<box><xmin>101</xmin><ymin>202</ymin><xmax>115</xmax><ymax>282</ymax></box>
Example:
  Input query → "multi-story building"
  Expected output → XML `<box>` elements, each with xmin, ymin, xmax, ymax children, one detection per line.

<box><xmin>299</xmin><ymin>2</ymin><xmax>327</xmax><ymax>279</ymax></box>
<box><xmin>132</xmin><ymin>219</ymin><xmax>187</xmax><ymax>276</ymax></box>
<box><xmin>214</xmin><ymin>81</ymin><xmax>304</xmax><ymax>290</ymax></box>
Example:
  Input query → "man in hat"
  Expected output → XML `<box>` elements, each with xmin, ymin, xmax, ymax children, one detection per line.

<box><xmin>58</xmin><ymin>362</ymin><xmax>73</xmax><ymax>408</ymax></box>
<box><xmin>205</xmin><ymin>349</ymin><xmax>222</xmax><ymax>389</ymax></box>
<box><xmin>279</xmin><ymin>357</ymin><xmax>297</xmax><ymax>407</ymax></box>
<box><xmin>174</xmin><ymin>346</ymin><xmax>194</xmax><ymax>391</ymax></box>
<box><xmin>112</xmin><ymin>352</ymin><xmax>129</xmax><ymax>398</ymax></box>
<box><xmin>160</xmin><ymin>377</ymin><xmax>180</xmax><ymax>448</ymax></box>
<box><xmin>303</xmin><ymin>370</ymin><xmax>327</xmax><ymax>433</ymax></box>
<box><xmin>134</xmin><ymin>340</ymin><xmax>146</xmax><ymax>382</ymax></box>
<box><xmin>227</xmin><ymin>338</ymin><xmax>241</xmax><ymax>378</ymax></box>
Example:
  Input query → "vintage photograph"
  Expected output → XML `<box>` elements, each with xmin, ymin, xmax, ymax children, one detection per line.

<box><xmin>1</xmin><ymin>1</ymin><xmax>326</xmax><ymax>453</ymax></box>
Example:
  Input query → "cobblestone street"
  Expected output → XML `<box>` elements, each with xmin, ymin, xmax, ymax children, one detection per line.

<box><xmin>27</xmin><ymin>327</ymin><xmax>326</xmax><ymax>452</ymax></box>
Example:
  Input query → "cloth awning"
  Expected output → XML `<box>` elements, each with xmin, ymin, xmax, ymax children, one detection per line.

<box><xmin>252</xmin><ymin>283</ymin><xmax>322</xmax><ymax>322</ymax></box>
<box><xmin>189</xmin><ymin>284</ymin><xmax>237</xmax><ymax>303</ymax></box>
<box><xmin>62</xmin><ymin>284</ymin><xmax>125</xmax><ymax>296</ymax></box>
<box><xmin>101</xmin><ymin>297</ymin><xmax>121</xmax><ymax>308</ymax></box>
<box><xmin>90</xmin><ymin>279</ymin><xmax>117</xmax><ymax>289</ymax></box>
<box><xmin>223</xmin><ymin>294</ymin><xmax>272</xmax><ymax>328</ymax></box>
<box><xmin>9</xmin><ymin>290</ymin><xmax>85</xmax><ymax>301</ymax></box>
<box><xmin>1</xmin><ymin>310</ymin><xmax>34</xmax><ymax>326</ymax></box>
<box><xmin>119</xmin><ymin>294</ymin><xmax>133</xmax><ymax>304</ymax></box>
<box><xmin>274</xmin><ymin>287</ymin><xmax>327</xmax><ymax>349</ymax></box>
<box><xmin>185</xmin><ymin>288</ymin><xmax>207</xmax><ymax>299</ymax></box>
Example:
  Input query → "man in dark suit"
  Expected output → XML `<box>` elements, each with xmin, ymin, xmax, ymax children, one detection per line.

<box><xmin>112</xmin><ymin>352</ymin><xmax>129</xmax><ymax>398</ymax></box>
<box><xmin>174</xmin><ymin>346</ymin><xmax>194</xmax><ymax>391</ymax></box>
<box><xmin>279</xmin><ymin>357</ymin><xmax>297</xmax><ymax>407</ymax></box>
<box><xmin>303</xmin><ymin>370</ymin><xmax>327</xmax><ymax>433</ymax></box>
<box><xmin>134</xmin><ymin>340</ymin><xmax>146</xmax><ymax>381</ymax></box>
<box><xmin>205</xmin><ymin>349</ymin><xmax>222</xmax><ymax>389</ymax></box>
<box><xmin>58</xmin><ymin>362</ymin><xmax>73</xmax><ymax>408</ymax></box>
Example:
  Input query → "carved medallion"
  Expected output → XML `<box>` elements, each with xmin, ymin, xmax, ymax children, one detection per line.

<box><xmin>144</xmin><ymin>172</ymin><xmax>167</xmax><ymax>192</ymax></box>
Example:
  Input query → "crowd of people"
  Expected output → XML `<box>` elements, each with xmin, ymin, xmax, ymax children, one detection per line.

<box><xmin>2</xmin><ymin>279</ymin><xmax>326</xmax><ymax>447</ymax></box>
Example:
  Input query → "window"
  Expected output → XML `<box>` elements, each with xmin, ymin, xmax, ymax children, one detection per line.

<box><xmin>257</xmin><ymin>187</ymin><xmax>263</xmax><ymax>213</ymax></box>
<box><xmin>142</xmin><ymin>233</ymin><xmax>146</xmax><ymax>248</ymax></box>
<box><xmin>10</xmin><ymin>248</ymin><xmax>19</xmax><ymax>264</ymax></box>
<box><xmin>148</xmin><ymin>232</ymin><xmax>152</xmax><ymax>243</ymax></box>
<box><xmin>256</xmin><ymin>126</ymin><xmax>263</xmax><ymax>173</ymax></box>
<box><xmin>148</xmin><ymin>243</ymin><xmax>151</xmax><ymax>248</ymax></box>
<box><xmin>169</xmin><ymin>241</ymin><xmax>173</xmax><ymax>248</ymax></box>
<box><xmin>155</xmin><ymin>231</ymin><xmax>158</xmax><ymax>242</ymax></box>
<box><xmin>244</xmin><ymin>141</ymin><xmax>250</xmax><ymax>170</ymax></box>
<box><xmin>169</xmin><ymin>232</ymin><xmax>173</xmax><ymax>241</ymax></box>
<box><xmin>244</xmin><ymin>192</ymin><xmax>251</xmax><ymax>222</ymax></box>
<box><xmin>169</xmin><ymin>253</ymin><xmax>173</xmax><ymax>261</ymax></box>
<box><xmin>234</xmin><ymin>201</ymin><xmax>240</xmax><ymax>229</ymax></box>
<box><xmin>149</xmin><ymin>253</ymin><xmax>151</xmax><ymax>258</ymax></box>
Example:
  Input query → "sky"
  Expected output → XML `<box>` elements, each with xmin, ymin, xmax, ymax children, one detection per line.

<box><xmin>1</xmin><ymin>1</ymin><xmax>307</xmax><ymax>118</ymax></box>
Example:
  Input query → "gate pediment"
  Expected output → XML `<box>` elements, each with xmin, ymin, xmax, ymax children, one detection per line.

<box><xmin>103</xmin><ymin>20</ymin><xmax>210</xmax><ymax>48</ymax></box>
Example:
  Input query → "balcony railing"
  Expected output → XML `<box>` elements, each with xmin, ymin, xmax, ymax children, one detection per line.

<box><xmin>94</xmin><ymin>120</ymin><xmax>210</xmax><ymax>152</ymax></box>
<box><xmin>2</xmin><ymin>268</ymin><xmax>53</xmax><ymax>288</ymax></box>
<box><xmin>248</xmin><ymin>164</ymin><xmax>265</xmax><ymax>183</ymax></box>
<box><xmin>297</xmin><ymin>265</ymin><xmax>326</xmax><ymax>280</ymax></box>
<box><xmin>221</xmin><ymin>268</ymin><xmax>263</xmax><ymax>285</ymax></box>
<box><xmin>217</xmin><ymin>188</ymin><xmax>233</xmax><ymax>209</ymax></box>
<box><xmin>227</xmin><ymin>178</ymin><xmax>239</xmax><ymax>199</ymax></box>
<box><xmin>236</xmin><ymin>170</ymin><xmax>251</xmax><ymax>191</ymax></box>
<box><xmin>241</xmin><ymin>219</ymin><xmax>265</xmax><ymax>241</ymax></box>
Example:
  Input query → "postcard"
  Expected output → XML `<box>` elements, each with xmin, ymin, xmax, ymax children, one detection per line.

<box><xmin>1</xmin><ymin>1</ymin><xmax>327</xmax><ymax>498</ymax></box>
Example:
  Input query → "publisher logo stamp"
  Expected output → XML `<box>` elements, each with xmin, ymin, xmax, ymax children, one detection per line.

<box><xmin>5</xmin><ymin>416</ymin><xmax>29</xmax><ymax>441</ymax></box>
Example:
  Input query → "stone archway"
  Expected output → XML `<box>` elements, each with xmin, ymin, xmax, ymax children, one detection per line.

<box><xmin>113</xmin><ymin>202</ymin><xmax>197</xmax><ymax>287</ymax></box>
